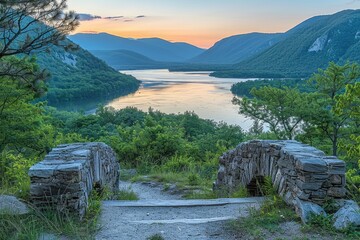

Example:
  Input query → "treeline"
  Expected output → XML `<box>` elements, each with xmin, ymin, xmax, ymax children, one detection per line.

<box><xmin>231</xmin><ymin>78</ymin><xmax>315</xmax><ymax>97</ymax></box>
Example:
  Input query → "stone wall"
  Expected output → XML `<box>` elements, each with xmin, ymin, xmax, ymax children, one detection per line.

<box><xmin>29</xmin><ymin>142</ymin><xmax>119</xmax><ymax>218</ymax></box>
<box><xmin>214</xmin><ymin>140</ymin><xmax>346</xmax><ymax>206</ymax></box>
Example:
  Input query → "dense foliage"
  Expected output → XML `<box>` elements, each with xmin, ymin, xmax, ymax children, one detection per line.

<box><xmin>49</xmin><ymin>107</ymin><xmax>245</xmax><ymax>178</ymax></box>
<box><xmin>230</xmin><ymin>78</ymin><xmax>314</xmax><ymax>98</ymax></box>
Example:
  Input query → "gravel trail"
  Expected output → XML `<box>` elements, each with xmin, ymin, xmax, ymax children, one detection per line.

<box><xmin>96</xmin><ymin>181</ymin><xmax>262</xmax><ymax>240</ymax></box>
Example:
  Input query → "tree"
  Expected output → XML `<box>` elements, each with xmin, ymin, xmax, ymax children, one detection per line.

<box><xmin>0</xmin><ymin>70</ymin><xmax>54</xmax><ymax>154</ymax></box>
<box><xmin>305</xmin><ymin>62</ymin><xmax>360</xmax><ymax>156</ymax></box>
<box><xmin>0</xmin><ymin>0</ymin><xmax>78</xmax><ymax>58</ymax></box>
<box><xmin>233</xmin><ymin>86</ymin><xmax>311</xmax><ymax>140</ymax></box>
<box><xmin>0</xmin><ymin>0</ymin><xmax>79</xmax><ymax>89</ymax></box>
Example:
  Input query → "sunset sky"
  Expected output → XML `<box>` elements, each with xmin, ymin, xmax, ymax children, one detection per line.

<box><xmin>67</xmin><ymin>0</ymin><xmax>360</xmax><ymax>48</ymax></box>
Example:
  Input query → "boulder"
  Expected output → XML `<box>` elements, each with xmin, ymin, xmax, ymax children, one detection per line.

<box><xmin>333</xmin><ymin>200</ymin><xmax>360</xmax><ymax>230</ymax></box>
<box><xmin>294</xmin><ymin>198</ymin><xmax>326</xmax><ymax>224</ymax></box>
<box><xmin>0</xmin><ymin>195</ymin><xmax>29</xmax><ymax>215</ymax></box>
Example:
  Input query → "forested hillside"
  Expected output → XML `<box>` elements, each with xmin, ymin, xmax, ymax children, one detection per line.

<box><xmin>35</xmin><ymin>40</ymin><xmax>140</xmax><ymax>107</ymax></box>
<box><xmin>213</xmin><ymin>10</ymin><xmax>360</xmax><ymax>78</ymax></box>
<box><xmin>190</xmin><ymin>33</ymin><xmax>283</xmax><ymax>64</ymax></box>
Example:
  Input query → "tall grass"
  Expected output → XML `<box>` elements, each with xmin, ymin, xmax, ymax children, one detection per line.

<box><xmin>0</xmin><ymin>191</ymin><xmax>103</xmax><ymax>240</ymax></box>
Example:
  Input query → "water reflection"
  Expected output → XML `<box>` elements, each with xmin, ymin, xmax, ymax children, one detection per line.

<box><xmin>107</xmin><ymin>69</ymin><xmax>254</xmax><ymax>130</ymax></box>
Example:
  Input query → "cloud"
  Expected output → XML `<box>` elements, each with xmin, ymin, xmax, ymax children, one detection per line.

<box><xmin>103</xmin><ymin>16</ymin><xmax>123</xmax><ymax>20</ymax></box>
<box><xmin>77</xmin><ymin>13</ymin><xmax>147</xmax><ymax>22</ymax></box>
<box><xmin>77</xmin><ymin>14</ymin><xmax>101</xmax><ymax>21</ymax></box>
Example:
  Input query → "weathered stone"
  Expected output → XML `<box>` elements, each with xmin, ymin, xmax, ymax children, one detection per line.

<box><xmin>0</xmin><ymin>195</ymin><xmax>29</xmax><ymax>215</ymax></box>
<box><xmin>295</xmin><ymin>198</ymin><xmax>326</xmax><ymax>224</ymax></box>
<box><xmin>213</xmin><ymin>140</ymin><xmax>347</xmax><ymax>222</ymax></box>
<box><xmin>333</xmin><ymin>200</ymin><xmax>360</xmax><ymax>230</ymax></box>
<box><xmin>296</xmin><ymin>180</ymin><xmax>322</xmax><ymax>191</ymax></box>
<box><xmin>327</xmin><ymin>187</ymin><xmax>346</xmax><ymax>198</ymax></box>
<box><xmin>29</xmin><ymin>142</ymin><xmax>119</xmax><ymax>219</ymax></box>
<box><xmin>295</xmin><ymin>157</ymin><xmax>327</xmax><ymax>173</ymax></box>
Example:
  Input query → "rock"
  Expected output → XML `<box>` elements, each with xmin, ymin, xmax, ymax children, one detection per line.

<box><xmin>333</xmin><ymin>200</ymin><xmax>360</xmax><ymax>230</ymax></box>
<box><xmin>0</xmin><ymin>195</ymin><xmax>29</xmax><ymax>215</ymax></box>
<box><xmin>294</xmin><ymin>198</ymin><xmax>326</xmax><ymax>224</ymax></box>
<box><xmin>327</xmin><ymin>187</ymin><xmax>346</xmax><ymax>198</ymax></box>
<box><xmin>213</xmin><ymin>140</ymin><xmax>346</xmax><ymax>210</ymax></box>
<box><xmin>29</xmin><ymin>142</ymin><xmax>120</xmax><ymax>219</ymax></box>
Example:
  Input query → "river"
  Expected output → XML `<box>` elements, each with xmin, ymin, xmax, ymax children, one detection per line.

<box><xmin>105</xmin><ymin>69</ymin><xmax>254</xmax><ymax>130</ymax></box>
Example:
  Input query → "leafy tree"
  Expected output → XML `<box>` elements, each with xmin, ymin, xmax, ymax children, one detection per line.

<box><xmin>233</xmin><ymin>86</ymin><xmax>311</xmax><ymax>140</ymax></box>
<box><xmin>0</xmin><ymin>0</ymin><xmax>79</xmax><ymax>91</ymax></box>
<box><xmin>305</xmin><ymin>62</ymin><xmax>360</xmax><ymax>155</ymax></box>
<box><xmin>0</xmin><ymin>58</ymin><xmax>54</xmax><ymax>154</ymax></box>
<box><xmin>0</xmin><ymin>0</ymin><xmax>78</xmax><ymax>58</ymax></box>
<box><xmin>336</xmin><ymin>82</ymin><xmax>360</xmax><ymax>165</ymax></box>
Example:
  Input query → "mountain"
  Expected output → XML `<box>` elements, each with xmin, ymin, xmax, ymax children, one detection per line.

<box><xmin>90</xmin><ymin>50</ymin><xmax>161</xmax><ymax>70</ymax></box>
<box><xmin>69</xmin><ymin>33</ymin><xmax>205</xmax><ymax>62</ymax></box>
<box><xmin>35</xmin><ymin>40</ymin><xmax>140</xmax><ymax>107</ymax></box>
<box><xmin>212</xmin><ymin>10</ymin><xmax>360</xmax><ymax>78</ymax></box>
<box><xmin>190</xmin><ymin>33</ymin><xmax>283</xmax><ymax>64</ymax></box>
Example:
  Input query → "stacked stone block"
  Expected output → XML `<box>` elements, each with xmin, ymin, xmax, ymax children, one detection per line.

<box><xmin>29</xmin><ymin>142</ymin><xmax>119</xmax><ymax>219</ymax></box>
<box><xmin>214</xmin><ymin>140</ymin><xmax>346</xmax><ymax>206</ymax></box>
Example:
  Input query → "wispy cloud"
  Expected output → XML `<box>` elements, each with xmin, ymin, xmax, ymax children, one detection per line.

<box><xmin>77</xmin><ymin>13</ymin><xmax>101</xmax><ymax>21</ymax></box>
<box><xmin>78</xmin><ymin>13</ymin><xmax>147</xmax><ymax>22</ymax></box>
<box><xmin>103</xmin><ymin>16</ymin><xmax>123</xmax><ymax>20</ymax></box>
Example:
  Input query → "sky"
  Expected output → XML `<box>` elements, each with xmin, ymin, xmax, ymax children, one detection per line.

<box><xmin>67</xmin><ymin>0</ymin><xmax>360</xmax><ymax>48</ymax></box>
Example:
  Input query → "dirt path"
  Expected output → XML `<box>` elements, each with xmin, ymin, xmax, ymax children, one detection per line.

<box><xmin>96</xmin><ymin>181</ymin><xmax>262</xmax><ymax>240</ymax></box>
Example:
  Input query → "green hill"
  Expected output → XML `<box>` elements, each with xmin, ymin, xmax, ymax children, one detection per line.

<box><xmin>35</xmin><ymin>40</ymin><xmax>140</xmax><ymax>108</ymax></box>
<box><xmin>212</xmin><ymin>10</ymin><xmax>360</xmax><ymax>78</ymax></box>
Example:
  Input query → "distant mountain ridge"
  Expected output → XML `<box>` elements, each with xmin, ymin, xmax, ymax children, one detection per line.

<box><xmin>69</xmin><ymin>33</ymin><xmax>205</xmax><ymax>62</ymax></box>
<box><xmin>190</xmin><ymin>32</ymin><xmax>283</xmax><ymax>64</ymax></box>
<box><xmin>212</xmin><ymin>10</ymin><xmax>360</xmax><ymax>78</ymax></box>
<box><xmin>90</xmin><ymin>49</ymin><xmax>161</xmax><ymax>70</ymax></box>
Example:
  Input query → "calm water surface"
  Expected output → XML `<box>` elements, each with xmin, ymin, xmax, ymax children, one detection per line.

<box><xmin>107</xmin><ymin>69</ymin><xmax>254</xmax><ymax>130</ymax></box>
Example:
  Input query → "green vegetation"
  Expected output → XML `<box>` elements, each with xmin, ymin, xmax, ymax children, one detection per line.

<box><xmin>1</xmin><ymin>2</ymin><xmax>360</xmax><ymax>239</ymax></box>
<box><xmin>233</xmin><ymin>62</ymin><xmax>360</xmax><ymax>203</ymax></box>
<box><xmin>231</xmin><ymin>78</ymin><xmax>314</xmax><ymax>98</ymax></box>
<box><xmin>0</xmin><ymin>190</ymin><xmax>104</xmax><ymax>240</ymax></box>
<box><xmin>115</xmin><ymin>187</ymin><xmax>139</xmax><ymax>200</ymax></box>
<box><xmin>48</xmin><ymin>106</ymin><xmax>245</xmax><ymax>195</ymax></box>
<box><xmin>147</xmin><ymin>234</ymin><xmax>165</xmax><ymax>240</ymax></box>
<box><xmin>229</xmin><ymin>177</ymin><xmax>299</xmax><ymax>238</ymax></box>
<box><xmin>36</xmin><ymin>44</ymin><xmax>140</xmax><ymax>107</ymax></box>
<box><xmin>213</xmin><ymin>10</ymin><xmax>360</xmax><ymax>78</ymax></box>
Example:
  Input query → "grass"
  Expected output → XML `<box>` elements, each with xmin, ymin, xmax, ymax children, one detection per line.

<box><xmin>0</xmin><ymin>188</ymin><xmax>112</xmax><ymax>240</ymax></box>
<box><xmin>131</xmin><ymin>171</ymin><xmax>218</xmax><ymax>199</ymax></box>
<box><xmin>0</xmin><ymin>193</ymin><xmax>101</xmax><ymax>240</ymax></box>
<box><xmin>302</xmin><ymin>214</ymin><xmax>360</xmax><ymax>240</ymax></box>
<box><xmin>147</xmin><ymin>233</ymin><xmax>165</xmax><ymax>240</ymax></box>
<box><xmin>115</xmin><ymin>187</ymin><xmax>139</xmax><ymax>200</ymax></box>
<box><xmin>229</xmin><ymin>196</ymin><xmax>298</xmax><ymax>239</ymax></box>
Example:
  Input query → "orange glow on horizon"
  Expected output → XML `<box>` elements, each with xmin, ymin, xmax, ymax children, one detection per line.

<box><xmin>72</xmin><ymin>19</ymin><xmax>297</xmax><ymax>49</ymax></box>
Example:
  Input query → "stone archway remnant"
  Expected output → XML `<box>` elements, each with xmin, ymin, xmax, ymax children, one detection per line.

<box><xmin>214</xmin><ymin>140</ymin><xmax>346</xmax><ymax>209</ymax></box>
<box><xmin>28</xmin><ymin>142</ymin><xmax>119</xmax><ymax>219</ymax></box>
